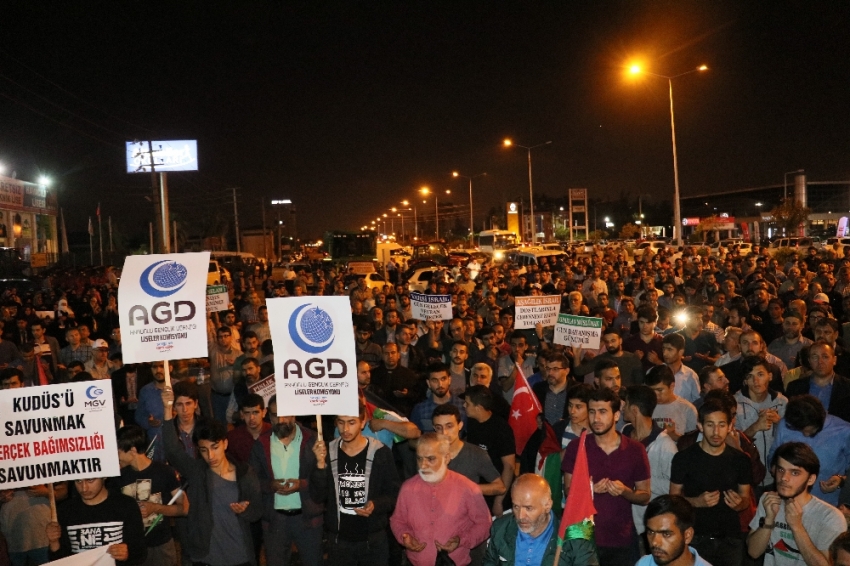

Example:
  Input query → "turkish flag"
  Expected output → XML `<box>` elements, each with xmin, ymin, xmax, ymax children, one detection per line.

<box><xmin>508</xmin><ymin>362</ymin><xmax>541</xmax><ymax>454</ymax></box>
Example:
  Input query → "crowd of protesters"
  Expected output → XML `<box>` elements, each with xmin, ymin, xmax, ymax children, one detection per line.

<box><xmin>0</xmin><ymin>242</ymin><xmax>849</xmax><ymax>566</ymax></box>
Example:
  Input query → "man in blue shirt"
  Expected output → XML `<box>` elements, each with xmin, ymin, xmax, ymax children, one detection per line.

<box><xmin>637</xmin><ymin>495</ymin><xmax>713</xmax><ymax>566</ymax></box>
<box><xmin>135</xmin><ymin>361</ymin><xmax>171</xmax><ymax>462</ymax></box>
<box><xmin>768</xmin><ymin>394</ymin><xmax>850</xmax><ymax>506</ymax></box>
<box><xmin>483</xmin><ymin>474</ymin><xmax>598</xmax><ymax>566</ymax></box>
<box><xmin>410</xmin><ymin>363</ymin><xmax>466</xmax><ymax>433</ymax></box>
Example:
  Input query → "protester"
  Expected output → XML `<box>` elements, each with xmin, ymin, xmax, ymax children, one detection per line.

<box><xmin>391</xmin><ymin>433</ymin><xmax>492</xmax><ymax>566</ymax></box>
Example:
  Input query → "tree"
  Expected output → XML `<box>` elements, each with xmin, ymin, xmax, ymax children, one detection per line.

<box><xmin>619</xmin><ymin>223</ymin><xmax>641</xmax><ymax>239</ymax></box>
<box><xmin>588</xmin><ymin>229</ymin><xmax>609</xmax><ymax>242</ymax></box>
<box><xmin>770</xmin><ymin>199</ymin><xmax>811</xmax><ymax>236</ymax></box>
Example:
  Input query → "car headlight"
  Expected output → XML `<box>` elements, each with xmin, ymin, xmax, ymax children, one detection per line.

<box><xmin>495</xmin><ymin>251</ymin><xmax>504</xmax><ymax>260</ymax></box>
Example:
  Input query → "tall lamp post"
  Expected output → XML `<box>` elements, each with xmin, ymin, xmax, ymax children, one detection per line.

<box><xmin>271</xmin><ymin>199</ymin><xmax>292</xmax><ymax>261</ymax></box>
<box><xmin>420</xmin><ymin>187</ymin><xmax>450</xmax><ymax>240</ymax></box>
<box><xmin>628</xmin><ymin>63</ymin><xmax>708</xmax><ymax>247</ymax></box>
<box><xmin>784</xmin><ymin>169</ymin><xmax>804</xmax><ymax>201</ymax></box>
<box><xmin>452</xmin><ymin>171</ymin><xmax>486</xmax><ymax>244</ymax></box>
<box><xmin>402</xmin><ymin>200</ymin><xmax>417</xmax><ymax>240</ymax></box>
<box><xmin>503</xmin><ymin>139</ymin><xmax>551</xmax><ymax>244</ymax></box>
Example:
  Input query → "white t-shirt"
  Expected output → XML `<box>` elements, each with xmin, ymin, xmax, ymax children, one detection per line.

<box><xmin>652</xmin><ymin>397</ymin><xmax>698</xmax><ymax>436</ymax></box>
<box><xmin>749</xmin><ymin>492</ymin><xmax>846</xmax><ymax>566</ymax></box>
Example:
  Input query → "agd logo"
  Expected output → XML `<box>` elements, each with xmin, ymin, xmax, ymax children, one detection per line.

<box><xmin>289</xmin><ymin>304</ymin><xmax>335</xmax><ymax>353</ymax></box>
<box><xmin>282</xmin><ymin>302</ymin><xmax>346</xmax><ymax>379</ymax></box>
<box><xmin>129</xmin><ymin>259</ymin><xmax>196</xmax><ymax>326</ymax></box>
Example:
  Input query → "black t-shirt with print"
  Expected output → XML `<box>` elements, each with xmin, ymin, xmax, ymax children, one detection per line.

<box><xmin>337</xmin><ymin>447</ymin><xmax>369</xmax><ymax>542</ymax></box>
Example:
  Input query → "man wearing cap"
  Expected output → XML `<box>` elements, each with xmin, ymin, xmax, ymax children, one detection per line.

<box><xmin>767</xmin><ymin>311</ymin><xmax>812</xmax><ymax>370</ymax></box>
<box><xmin>85</xmin><ymin>339</ymin><xmax>118</xmax><ymax>380</ymax></box>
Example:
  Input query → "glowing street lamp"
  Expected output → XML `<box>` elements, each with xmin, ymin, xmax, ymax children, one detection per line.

<box><xmin>453</xmin><ymin>171</ymin><xmax>486</xmax><ymax>242</ymax></box>
<box><xmin>627</xmin><ymin>63</ymin><xmax>708</xmax><ymax>246</ymax></box>
<box><xmin>420</xmin><ymin>187</ymin><xmax>450</xmax><ymax>239</ymax></box>
<box><xmin>503</xmin><ymin>138</ymin><xmax>552</xmax><ymax>244</ymax></box>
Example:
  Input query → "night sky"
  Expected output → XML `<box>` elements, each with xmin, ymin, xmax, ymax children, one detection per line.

<box><xmin>0</xmin><ymin>1</ymin><xmax>848</xmax><ymax>241</ymax></box>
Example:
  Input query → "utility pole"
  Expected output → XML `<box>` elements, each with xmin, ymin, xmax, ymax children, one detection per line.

<box><xmin>160</xmin><ymin>173</ymin><xmax>170</xmax><ymax>253</ymax></box>
<box><xmin>231</xmin><ymin>187</ymin><xmax>241</xmax><ymax>252</ymax></box>
<box><xmin>261</xmin><ymin>198</ymin><xmax>268</xmax><ymax>261</ymax></box>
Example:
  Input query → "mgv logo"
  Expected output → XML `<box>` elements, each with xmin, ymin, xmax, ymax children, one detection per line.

<box><xmin>84</xmin><ymin>399</ymin><xmax>107</xmax><ymax>407</ymax></box>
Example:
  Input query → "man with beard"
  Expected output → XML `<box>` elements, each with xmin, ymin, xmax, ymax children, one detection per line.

<box><xmin>484</xmin><ymin>474</ymin><xmax>599</xmax><ymax>566</ymax></box>
<box><xmin>721</xmin><ymin>331</ymin><xmax>787</xmax><ymax>395</ymax></box>
<box><xmin>561</xmin><ymin>388</ymin><xmax>651</xmax><ymax>565</ymax></box>
<box><xmin>390</xmin><ymin>433</ymin><xmax>491</xmax><ymax>566</ymax></box>
<box><xmin>768</xmin><ymin>312</ymin><xmax>813</xmax><ymax>370</ymax></box>
<box><xmin>573</xmin><ymin>328</ymin><xmax>644</xmax><ymax>387</ymax></box>
<box><xmin>670</xmin><ymin>398</ymin><xmax>753</xmax><ymax>566</ymax></box>
<box><xmin>637</xmin><ymin>495</ymin><xmax>711</xmax><ymax>566</ymax></box>
<box><xmin>410</xmin><ymin>363</ymin><xmax>466</xmax><ymax>433</ymax></box>
<box><xmin>250</xmin><ymin>408</ymin><xmax>324</xmax><ymax>566</ymax></box>
<box><xmin>748</xmin><ymin>442</ymin><xmax>847</xmax><ymax>566</ymax></box>
<box><xmin>135</xmin><ymin>361</ymin><xmax>171</xmax><ymax>462</ymax></box>
<box><xmin>370</xmin><ymin>343</ymin><xmax>422</xmax><ymax>417</ymax></box>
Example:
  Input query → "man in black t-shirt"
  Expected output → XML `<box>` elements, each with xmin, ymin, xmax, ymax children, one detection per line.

<box><xmin>47</xmin><ymin>477</ymin><xmax>147</xmax><ymax>565</ymax></box>
<box><xmin>670</xmin><ymin>396</ymin><xmax>753</xmax><ymax>566</ymax></box>
<box><xmin>115</xmin><ymin>425</ymin><xmax>187</xmax><ymax>566</ymax></box>
<box><xmin>310</xmin><ymin>402</ymin><xmax>400</xmax><ymax>566</ymax></box>
<box><xmin>463</xmin><ymin>385</ymin><xmax>516</xmax><ymax>516</ymax></box>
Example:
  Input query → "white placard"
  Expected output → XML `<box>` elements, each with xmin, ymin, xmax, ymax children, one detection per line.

<box><xmin>553</xmin><ymin>313</ymin><xmax>604</xmax><ymax>350</ymax></box>
<box><xmin>248</xmin><ymin>375</ymin><xmax>277</xmax><ymax>407</ymax></box>
<box><xmin>514</xmin><ymin>295</ymin><xmax>561</xmax><ymax>329</ymax></box>
<box><xmin>47</xmin><ymin>545</ymin><xmax>115</xmax><ymax>566</ymax></box>
<box><xmin>410</xmin><ymin>292</ymin><xmax>453</xmax><ymax>321</ymax></box>
<box><xmin>119</xmin><ymin>252</ymin><xmax>211</xmax><ymax>363</ymax></box>
<box><xmin>206</xmin><ymin>285</ymin><xmax>229</xmax><ymax>313</ymax></box>
<box><xmin>267</xmin><ymin>297</ymin><xmax>358</xmax><ymax>416</ymax></box>
<box><xmin>0</xmin><ymin>381</ymin><xmax>120</xmax><ymax>489</ymax></box>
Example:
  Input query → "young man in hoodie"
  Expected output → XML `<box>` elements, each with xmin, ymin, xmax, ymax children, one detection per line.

<box><xmin>310</xmin><ymin>401</ymin><xmax>401</xmax><ymax>566</ymax></box>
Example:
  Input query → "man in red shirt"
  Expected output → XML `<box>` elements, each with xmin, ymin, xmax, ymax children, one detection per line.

<box><xmin>562</xmin><ymin>388</ymin><xmax>651</xmax><ymax>566</ymax></box>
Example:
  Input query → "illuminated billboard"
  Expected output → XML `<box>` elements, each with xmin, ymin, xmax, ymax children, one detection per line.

<box><xmin>126</xmin><ymin>140</ymin><xmax>198</xmax><ymax>173</ymax></box>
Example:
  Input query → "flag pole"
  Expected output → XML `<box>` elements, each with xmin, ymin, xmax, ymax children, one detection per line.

<box><xmin>109</xmin><ymin>216</ymin><xmax>113</xmax><ymax>253</ymax></box>
<box><xmin>88</xmin><ymin>217</ymin><xmax>93</xmax><ymax>264</ymax></box>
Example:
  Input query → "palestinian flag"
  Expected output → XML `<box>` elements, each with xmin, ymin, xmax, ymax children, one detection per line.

<box><xmin>558</xmin><ymin>430</ymin><xmax>596</xmax><ymax>544</ymax></box>
<box><xmin>535</xmin><ymin>420</ymin><xmax>564</xmax><ymax>513</ymax></box>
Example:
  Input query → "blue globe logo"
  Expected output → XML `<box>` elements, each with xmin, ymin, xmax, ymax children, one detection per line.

<box><xmin>301</xmin><ymin>307</ymin><xmax>334</xmax><ymax>343</ymax></box>
<box><xmin>289</xmin><ymin>304</ymin><xmax>335</xmax><ymax>353</ymax></box>
<box><xmin>140</xmin><ymin>260</ymin><xmax>189</xmax><ymax>298</ymax></box>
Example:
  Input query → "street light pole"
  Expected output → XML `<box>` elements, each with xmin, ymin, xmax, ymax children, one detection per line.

<box><xmin>668</xmin><ymin>78</ymin><xmax>682</xmax><ymax>248</ymax></box>
<box><xmin>628</xmin><ymin>64</ymin><xmax>707</xmax><ymax>248</ymax></box>
<box><xmin>784</xmin><ymin>169</ymin><xmax>804</xmax><ymax>201</ymax></box>
<box><xmin>503</xmin><ymin>140</ymin><xmax>552</xmax><ymax>244</ymax></box>
<box><xmin>452</xmin><ymin>171</ymin><xmax>486</xmax><ymax>244</ymax></box>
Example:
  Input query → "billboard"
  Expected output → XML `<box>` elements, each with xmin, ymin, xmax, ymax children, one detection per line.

<box><xmin>126</xmin><ymin>140</ymin><xmax>199</xmax><ymax>173</ymax></box>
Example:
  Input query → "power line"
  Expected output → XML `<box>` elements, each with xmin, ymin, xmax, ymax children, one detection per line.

<box><xmin>0</xmin><ymin>47</ymin><xmax>154</xmax><ymax>135</ymax></box>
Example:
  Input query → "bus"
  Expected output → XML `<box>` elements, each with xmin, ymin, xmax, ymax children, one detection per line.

<box><xmin>324</xmin><ymin>230</ymin><xmax>378</xmax><ymax>263</ymax></box>
<box><xmin>478</xmin><ymin>229</ymin><xmax>519</xmax><ymax>261</ymax></box>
